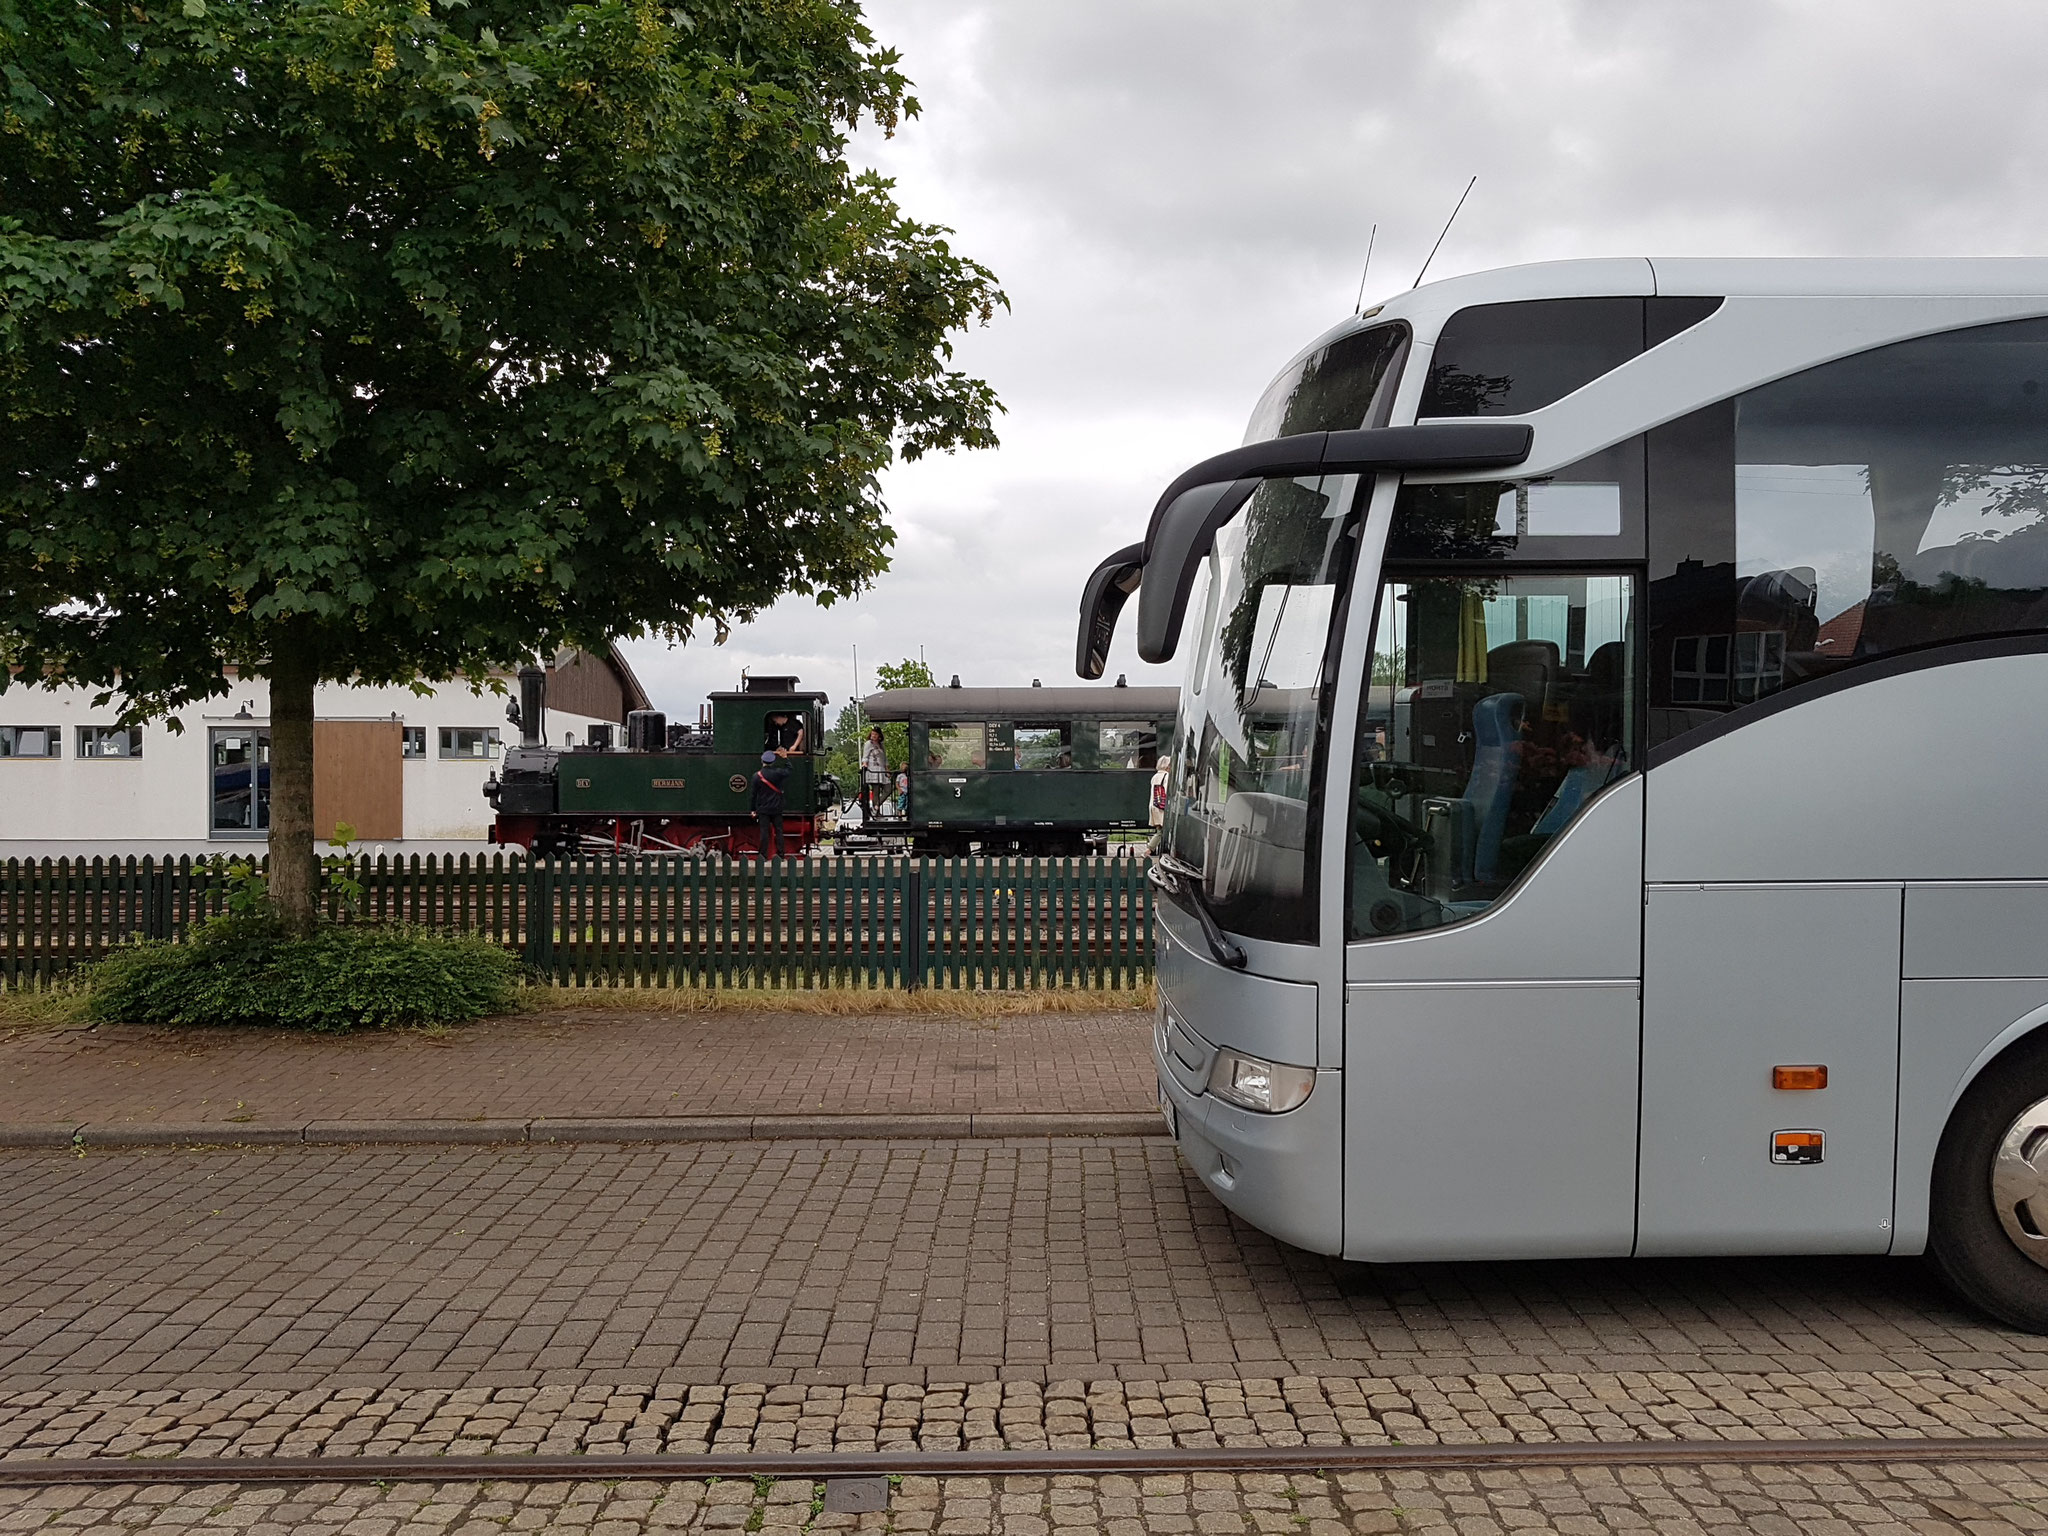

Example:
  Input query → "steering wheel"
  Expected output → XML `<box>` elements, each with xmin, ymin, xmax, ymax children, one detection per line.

<box><xmin>1354</xmin><ymin>795</ymin><xmax>1428</xmax><ymax>879</ymax></box>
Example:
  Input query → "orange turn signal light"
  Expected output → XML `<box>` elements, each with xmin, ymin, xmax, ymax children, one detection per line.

<box><xmin>1773</xmin><ymin>1065</ymin><xmax>1828</xmax><ymax>1091</ymax></box>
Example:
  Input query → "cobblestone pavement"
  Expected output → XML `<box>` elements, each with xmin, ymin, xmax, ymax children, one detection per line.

<box><xmin>10</xmin><ymin>1140</ymin><xmax>2048</xmax><ymax>1395</ymax></box>
<box><xmin>11</xmin><ymin>1140</ymin><xmax>2048</xmax><ymax>1526</ymax></box>
<box><xmin>8</xmin><ymin>1462</ymin><xmax>2048</xmax><ymax>1533</ymax></box>
<box><xmin>0</xmin><ymin>1010</ymin><xmax>1153</xmax><ymax>1126</ymax></box>
<box><xmin>5</xmin><ymin>1369</ymin><xmax>2048</xmax><ymax>1460</ymax></box>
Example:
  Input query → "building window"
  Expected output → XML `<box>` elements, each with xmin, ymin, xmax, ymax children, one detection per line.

<box><xmin>0</xmin><ymin>727</ymin><xmax>60</xmax><ymax>758</ymax></box>
<box><xmin>439</xmin><ymin>727</ymin><xmax>501</xmax><ymax>760</ymax></box>
<box><xmin>77</xmin><ymin>726</ymin><xmax>142</xmax><ymax>758</ymax></box>
<box><xmin>211</xmin><ymin>729</ymin><xmax>269</xmax><ymax>834</ymax></box>
<box><xmin>401</xmin><ymin>727</ymin><xmax>427</xmax><ymax>759</ymax></box>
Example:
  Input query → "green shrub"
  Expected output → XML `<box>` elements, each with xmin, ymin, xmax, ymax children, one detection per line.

<box><xmin>85</xmin><ymin>915</ymin><xmax>523</xmax><ymax>1031</ymax></box>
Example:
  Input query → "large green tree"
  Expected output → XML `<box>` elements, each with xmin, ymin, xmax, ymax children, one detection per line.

<box><xmin>0</xmin><ymin>0</ymin><xmax>1000</xmax><ymax>925</ymax></box>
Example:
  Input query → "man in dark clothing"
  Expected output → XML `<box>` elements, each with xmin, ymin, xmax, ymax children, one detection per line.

<box><xmin>763</xmin><ymin>711</ymin><xmax>806</xmax><ymax>756</ymax></box>
<box><xmin>752</xmin><ymin>750</ymin><xmax>790</xmax><ymax>857</ymax></box>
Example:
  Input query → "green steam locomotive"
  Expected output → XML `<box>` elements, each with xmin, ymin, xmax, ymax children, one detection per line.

<box><xmin>485</xmin><ymin>670</ymin><xmax>835</xmax><ymax>855</ymax></box>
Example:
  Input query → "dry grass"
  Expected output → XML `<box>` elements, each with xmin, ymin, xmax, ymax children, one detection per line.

<box><xmin>522</xmin><ymin>980</ymin><xmax>1155</xmax><ymax>1018</ymax></box>
<box><xmin>0</xmin><ymin>985</ymin><xmax>91</xmax><ymax>1030</ymax></box>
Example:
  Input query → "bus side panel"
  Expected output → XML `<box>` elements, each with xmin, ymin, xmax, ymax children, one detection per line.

<box><xmin>1342</xmin><ymin>981</ymin><xmax>1639</xmax><ymax>1261</ymax></box>
<box><xmin>1644</xmin><ymin>654</ymin><xmax>2048</xmax><ymax>884</ymax></box>
<box><xmin>1637</xmin><ymin>884</ymin><xmax>1901</xmax><ymax>1256</ymax></box>
<box><xmin>1894</xmin><ymin>982</ymin><xmax>2048</xmax><ymax>1254</ymax></box>
<box><xmin>1891</xmin><ymin>883</ymin><xmax>2048</xmax><ymax>1253</ymax></box>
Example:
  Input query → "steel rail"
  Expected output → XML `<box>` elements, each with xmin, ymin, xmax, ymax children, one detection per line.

<box><xmin>2</xmin><ymin>1437</ymin><xmax>2047</xmax><ymax>1487</ymax></box>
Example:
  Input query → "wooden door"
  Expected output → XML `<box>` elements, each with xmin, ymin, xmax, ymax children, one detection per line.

<box><xmin>313</xmin><ymin>721</ymin><xmax>404</xmax><ymax>842</ymax></box>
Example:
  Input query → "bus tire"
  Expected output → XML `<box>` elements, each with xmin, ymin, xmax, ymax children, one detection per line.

<box><xmin>1930</xmin><ymin>1032</ymin><xmax>2048</xmax><ymax>1333</ymax></box>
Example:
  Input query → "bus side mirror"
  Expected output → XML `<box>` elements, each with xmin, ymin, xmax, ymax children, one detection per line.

<box><xmin>1082</xmin><ymin>421</ymin><xmax>1534</xmax><ymax>674</ymax></box>
<box><xmin>1075</xmin><ymin>542</ymin><xmax>1145</xmax><ymax>680</ymax></box>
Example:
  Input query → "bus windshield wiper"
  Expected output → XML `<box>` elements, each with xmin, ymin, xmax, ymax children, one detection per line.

<box><xmin>1147</xmin><ymin>853</ymin><xmax>1247</xmax><ymax>970</ymax></box>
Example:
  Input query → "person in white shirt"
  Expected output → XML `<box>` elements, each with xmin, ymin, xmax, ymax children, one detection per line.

<box><xmin>1149</xmin><ymin>755</ymin><xmax>1170</xmax><ymax>828</ymax></box>
<box><xmin>860</xmin><ymin>726</ymin><xmax>890</xmax><ymax>821</ymax></box>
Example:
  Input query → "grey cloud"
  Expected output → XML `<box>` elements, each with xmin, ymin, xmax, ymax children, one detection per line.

<box><xmin>625</xmin><ymin>0</ymin><xmax>2048</xmax><ymax>716</ymax></box>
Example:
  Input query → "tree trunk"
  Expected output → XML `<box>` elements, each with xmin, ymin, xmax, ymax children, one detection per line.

<box><xmin>266</xmin><ymin>628</ymin><xmax>320</xmax><ymax>934</ymax></box>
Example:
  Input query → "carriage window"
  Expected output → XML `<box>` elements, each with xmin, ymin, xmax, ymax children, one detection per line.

<box><xmin>925</xmin><ymin>724</ymin><xmax>987</xmax><ymax>770</ymax></box>
<box><xmin>1648</xmin><ymin>317</ymin><xmax>2048</xmax><ymax>753</ymax></box>
<box><xmin>1013</xmin><ymin>725</ymin><xmax>1070</xmax><ymax>770</ymax></box>
<box><xmin>1351</xmin><ymin>573</ymin><xmax>1637</xmax><ymax>939</ymax></box>
<box><xmin>1098</xmin><ymin>721</ymin><xmax>1158</xmax><ymax>769</ymax></box>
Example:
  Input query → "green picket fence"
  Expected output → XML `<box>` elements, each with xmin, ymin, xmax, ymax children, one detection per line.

<box><xmin>0</xmin><ymin>854</ymin><xmax>1155</xmax><ymax>992</ymax></box>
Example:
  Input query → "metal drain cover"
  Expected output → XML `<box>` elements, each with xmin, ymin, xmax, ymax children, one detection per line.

<box><xmin>822</xmin><ymin>1477</ymin><xmax>889</xmax><ymax>1513</ymax></box>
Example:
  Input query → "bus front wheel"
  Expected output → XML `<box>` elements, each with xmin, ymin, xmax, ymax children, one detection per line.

<box><xmin>1931</xmin><ymin>1034</ymin><xmax>2048</xmax><ymax>1333</ymax></box>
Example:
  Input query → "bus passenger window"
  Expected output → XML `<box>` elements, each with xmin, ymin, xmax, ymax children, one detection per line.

<box><xmin>1351</xmin><ymin>573</ymin><xmax>1637</xmax><ymax>939</ymax></box>
<box><xmin>1647</xmin><ymin>315</ymin><xmax>2048</xmax><ymax>753</ymax></box>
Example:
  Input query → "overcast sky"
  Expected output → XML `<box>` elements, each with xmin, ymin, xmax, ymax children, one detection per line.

<box><xmin>619</xmin><ymin>0</ymin><xmax>2048</xmax><ymax>718</ymax></box>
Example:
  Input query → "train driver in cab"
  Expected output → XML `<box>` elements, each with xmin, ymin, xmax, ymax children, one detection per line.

<box><xmin>763</xmin><ymin>710</ymin><xmax>806</xmax><ymax>757</ymax></box>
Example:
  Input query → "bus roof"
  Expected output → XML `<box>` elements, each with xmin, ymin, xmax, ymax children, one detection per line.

<box><xmin>1281</xmin><ymin>256</ymin><xmax>2048</xmax><ymax>391</ymax></box>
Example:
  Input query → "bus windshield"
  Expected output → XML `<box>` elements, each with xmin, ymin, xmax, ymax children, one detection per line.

<box><xmin>1161</xmin><ymin>474</ymin><xmax>1362</xmax><ymax>944</ymax></box>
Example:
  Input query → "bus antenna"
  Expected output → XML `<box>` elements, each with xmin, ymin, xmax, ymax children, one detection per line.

<box><xmin>1353</xmin><ymin>224</ymin><xmax>1377</xmax><ymax>314</ymax></box>
<box><xmin>1412</xmin><ymin>176</ymin><xmax>1476</xmax><ymax>290</ymax></box>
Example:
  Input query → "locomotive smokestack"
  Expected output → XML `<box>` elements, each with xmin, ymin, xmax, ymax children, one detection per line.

<box><xmin>517</xmin><ymin>664</ymin><xmax>547</xmax><ymax>749</ymax></box>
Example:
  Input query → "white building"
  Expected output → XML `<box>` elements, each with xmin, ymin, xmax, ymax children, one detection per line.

<box><xmin>0</xmin><ymin>648</ymin><xmax>648</xmax><ymax>855</ymax></box>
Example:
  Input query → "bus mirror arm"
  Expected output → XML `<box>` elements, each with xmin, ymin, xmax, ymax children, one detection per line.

<box><xmin>1148</xmin><ymin>854</ymin><xmax>1248</xmax><ymax>970</ymax></box>
<box><xmin>1127</xmin><ymin>422</ymin><xmax>1536</xmax><ymax>668</ymax></box>
<box><xmin>1075</xmin><ymin>542</ymin><xmax>1146</xmax><ymax>680</ymax></box>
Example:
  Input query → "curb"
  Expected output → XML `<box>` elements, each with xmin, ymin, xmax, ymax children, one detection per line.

<box><xmin>0</xmin><ymin>1112</ymin><xmax>1166</xmax><ymax>1150</ymax></box>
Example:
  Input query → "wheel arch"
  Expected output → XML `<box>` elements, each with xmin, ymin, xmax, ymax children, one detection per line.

<box><xmin>1897</xmin><ymin>997</ymin><xmax>2048</xmax><ymax>1254</ymax></box>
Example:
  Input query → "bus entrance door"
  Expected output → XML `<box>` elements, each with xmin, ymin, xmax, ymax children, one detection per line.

<box><xmin>1342</xmin><ymin>778</ymin><xmax>1645</xmax><ymax>1262</ymax></box>
<box><xmin>1636</xmin><ymin>883</ymin><xmax>1902</xmax><ymax>1256</ymax></box>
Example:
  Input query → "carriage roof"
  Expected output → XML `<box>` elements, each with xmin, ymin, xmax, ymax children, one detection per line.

<box><xmin>861</xmin><ymin>686</ymin><xmax>1179</xmax><ymax>721</ymax></box>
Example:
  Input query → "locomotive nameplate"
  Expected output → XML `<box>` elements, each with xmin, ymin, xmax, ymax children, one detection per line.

<box><xmin>729</xmin><ymin>774</ymin><xmax>748</xmax><ymax>793</ymax></box>
<box><xmin>651</xmin><ymin>778</ymin><xmax>685</xmax><ymax>789</ymax></box>
<box><xmin>575</xmin><ymin>778</ymin><xmax>591</xmax><ymax>789</ymax></box>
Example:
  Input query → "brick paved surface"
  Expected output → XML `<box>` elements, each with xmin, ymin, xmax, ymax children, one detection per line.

<box><xmin>6</xmin><ymin>1371</ymin><xmax>2048</xmax><ymax>1460</ymax></box>
<box><xmin>10</xmin><ymin>1139</ymin><xmax>2048</xmax><ymax>1524</ymax></box>
<box><xmin>3</xmin><ymin>1140</ymin><xmax>2045</xmax><ymax>1396</ymax></box>
<box><xmin>0</xmin><ymin>1009</ymin><xmax>1154</xmax><ymax>1126</ymax></box>
<box><xmin>9</xmin><ymin>1462</ymin><xmax>2048</xmax><ymax>1533</ymax></box>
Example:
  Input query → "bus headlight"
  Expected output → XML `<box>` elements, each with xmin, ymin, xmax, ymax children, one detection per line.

<box><xmin>1206</xmin><ymin>1049</ymin><xmax>1315</xmax><ymax>1113</ymax></box>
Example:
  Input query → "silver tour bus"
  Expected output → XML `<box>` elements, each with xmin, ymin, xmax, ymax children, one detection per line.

<box><xmin>1078</xmin><ymin>259</ymin><xmax>2048</xmax><ymax>1329</ymax></box>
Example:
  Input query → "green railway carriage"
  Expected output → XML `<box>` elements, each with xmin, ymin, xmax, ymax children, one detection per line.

<box><xmin>860</xmin><ymin>684</ymin><xmax>1179</xmax><ymax>855</ymax></box>
<box><xmin>488</xmin><ymin>673</ymin><xmax>834</xmax><ymax>855</ymax></box>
